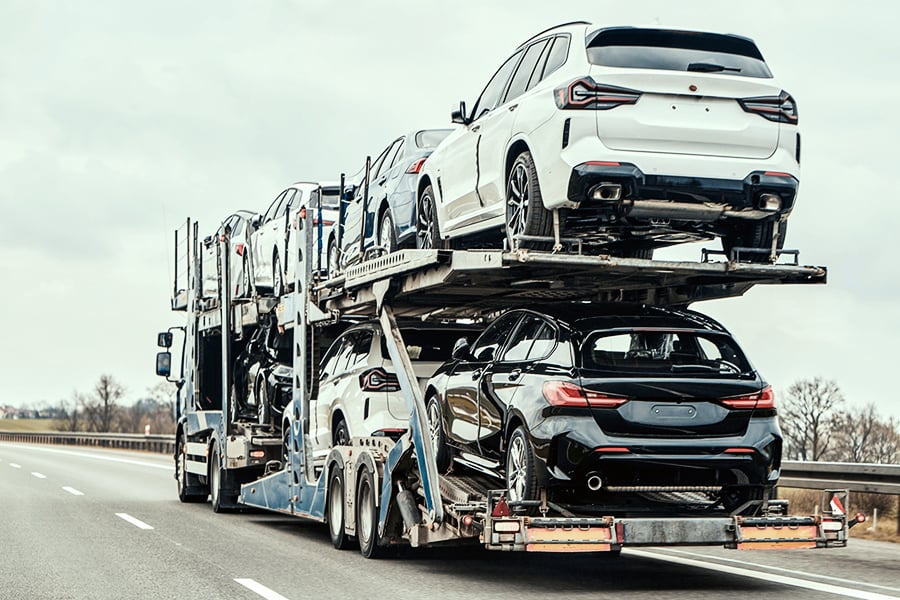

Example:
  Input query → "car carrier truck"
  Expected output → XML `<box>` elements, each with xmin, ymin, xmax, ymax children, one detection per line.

<box><xmin>156</xmin><ymin>197</ymin><xmax>860</xmax><ymax>558</ymax></box>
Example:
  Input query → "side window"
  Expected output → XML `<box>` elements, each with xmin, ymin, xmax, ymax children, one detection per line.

<box><xmin>471</xmin><ymin>49</ymin><xmax>523</xmax><ymax>120</ymax></box>
<box><xmin>470</xmin><ymin>313</ymin><xmax>521</xmax><ymax>362</ymax></box>
<box><xmin>538</xmin><ymin>34</ymin><xmax>570</xmax><ymax>83</ymax></box>
<box><xmin>346</xmin><ymin>331</ymin><xmax>374</xmax><ymax>370</ymax></box>
<box><xmin>276</xmin><ymin>189</ymin><xmax>295</xmax><ymax>218</ymax></box>
<box><xmin>369</xmin><ymin>144</ymin><xmax>392</xmax><ymax>182</ymax></box>
<box><xmin>386</xmin><ymin>138</ymin><xmax>406</xmax><ymax>172</ymax></box>
<box><xmin>288</xmin><ymin>189</ymin><xmax>304</xmax><ymax>209</ymax></box>
<box><xmin>504</xmin><ymin>39</ymin><xmax>551</xmax><ymax>103</ymax></box>
<box><xmin>320</xmin><ymin>336</ymin><xmax>349</xmax><ymax>379</ymax></box>
<box><xmin>502</xmin><ymin>315</ymin><xmax>556</xmax><ymax>362</ymax></box>
<box><xmin>264</xmin><ymin>191</ymin><xmax>287</xmax><ymax>222</ymax></box>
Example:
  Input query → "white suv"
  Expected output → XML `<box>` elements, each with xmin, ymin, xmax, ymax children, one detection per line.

<box><xmin>417</xmin><ymin>23</ymin><xmax>800</xmax><ymax>262</ymax></box>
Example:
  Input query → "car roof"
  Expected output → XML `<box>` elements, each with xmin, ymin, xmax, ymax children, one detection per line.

<box><xmin>504</xmin><ymin>304</ymin><xmax>729</xmax><ymax>334</ymax></box>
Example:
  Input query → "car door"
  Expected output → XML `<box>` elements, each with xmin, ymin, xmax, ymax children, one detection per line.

<box><xmin>442</xmin><ymin>312</ymin><xmax>521</xmax><ymax>455</ymax></box>
<box><xmin>476</xmin><ymin>312</ymin><xmax>556</xmax><ymax>459</ymax></box>
<box><xmin>476</xmin><ymin>40</ymin><xmax>550</xmax><ymax>211</ymax></box>
<box><xmin>253</xmin><ymin>190</ymin><xmax>289</xmax><ymax>288</ymax></box>
<box><xmin>440</xmin><ymin>50</ymin><xmax>522</xmax><ymax>233</ymax></box>
<box><xmin>342</xmin><ymin>144</ymin><xmax>393</xmax><ymax>265</ymax></box>
<box><xmin>314</xmin><ymin>333</ymin><xmax>353</xmax><ymax>448</ymax></box>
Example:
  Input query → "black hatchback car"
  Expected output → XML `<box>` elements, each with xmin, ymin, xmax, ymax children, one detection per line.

<box><xmin>424</xmin><ymin>304</ymin><xmax>781</xmax><ymax>516</ymax></box>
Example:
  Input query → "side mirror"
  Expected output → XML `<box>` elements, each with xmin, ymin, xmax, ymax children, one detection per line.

<box><xmin>250</xmin><ymin>214</ymin><xmax>262</xmax><ymax>228</ymax></box>
<box><xmin>451</xmin><ymin>337</ymin><xmax>471</xmax><ymax>360</ymax></box>
<box><xmin>157</xmin><ymin>332</ymin><xmax>173</xmax><ymax>348</ymax></box>
<box><xmin>451</xmin><ymin>101</ymin><xmax>470</xmax><ymax>125</ymax></box>
<box><xmin>202</xmin><ymin>234</ymin><xmax>213</xmax><ymax>247</ymax></box>
<box><xmin>156</xmin><ymin>352</ymin><xmax>172</xmax><ymax>378</ymax></box>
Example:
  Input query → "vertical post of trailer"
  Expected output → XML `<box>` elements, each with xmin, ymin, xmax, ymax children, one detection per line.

<box><xmin>220</xmin><ymin>230</ymin><xmax>233</xmax><ymax>435</ymax></box>
<box><xmin>374</xmin><ymin>287</ymin><xmax>444</xmax><ymax>526</ymax></box>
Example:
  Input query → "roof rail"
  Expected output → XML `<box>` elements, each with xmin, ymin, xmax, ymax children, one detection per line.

<box><xmin>518</xmin><ymin>21</ymin><xmax>590</xmax><ymax>48</ymax></box>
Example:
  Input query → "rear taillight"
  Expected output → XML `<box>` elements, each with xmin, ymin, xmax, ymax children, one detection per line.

<box><xmin>406</xmin><ymin>158</ymin><xmax>428</xmax><ymax>174</ymax></box>
<box><xmin>542</xmin><ymin>381</ymin><xmax>628</xmax><ymax>408</ymax></box>
<box><xmin>738</xmin><ymin>91</ymin><xmax>798</xmax><ymax>124</ymax></box>
<box><xmin>359</xmin><ymin>368</ymin><xmax>400</xmax><ymax>392</ymax></box>
<box><xmin>235</xmin><ymin>243</ymin><xmax>244</xmax><ymax>256</ymax></box>
<box><xmin>721</xmin><ymin>386</ymin><xmax>775</xmax><ymax>410</ymax></box>
<box><xmin>554</xmin><ymin>77</ymin><xmax>641</xmax><ymax>110</ymax></box>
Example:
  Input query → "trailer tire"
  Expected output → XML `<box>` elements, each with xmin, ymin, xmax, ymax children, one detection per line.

<box><xmin>176</xmin><ymin>436</ymin><xmax>207</xmax><ymax>503</ymax></box>
<box><xmin>356</xmin><ymin>466</ymin><xmax>388</xmax><ymax>558</ymax></box>
<box><xmin>327</xmin><ymin>467</ymin><xmax>354</xmax><ymax>550</ymax></box>
<box><xmin>209</xmin><ymin>442</ymin><xmax>236</xmax><ymax>513</ymax></box>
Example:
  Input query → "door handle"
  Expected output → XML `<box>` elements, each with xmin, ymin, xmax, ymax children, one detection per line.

<box><xmin>508</xmin><ymin>104</ymin><xmax>518</xmax><ymax>112</ymax></box>
<box><xmin>509</xmin><ymin>368</ymin><xmax>522</xmax><ymax>381</ymax></box>
<box><xmin>377</xmin><ymin>178</ymin><xmax>386</xmax><ymax>186</ymax></box>
<box><xmin>471</xmin><ymin>125</ymin><xmax>481</xmax><ymax>133</ymax></box>
<box><xmin>472</xmin><ymin>368</ymin><xmax>482</xmax><ymax>380</ymax></box>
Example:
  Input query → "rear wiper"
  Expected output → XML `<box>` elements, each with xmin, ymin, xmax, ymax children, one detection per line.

<box><xmin>686</xmin><ymin>62</ymin><xmax>742</xmax><ymax>73</ymax></box>
<box><xmin>671</xmin><ymin>363</ymin><xmax>719</xmax><ymax>372</ymax></box>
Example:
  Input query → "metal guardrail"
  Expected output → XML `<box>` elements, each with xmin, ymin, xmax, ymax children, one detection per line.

<box><xmin>781</xmin><ymin>460</ymin><xmax>900</xmax><ymax>495</ymax></box>
<box><xmin>0</xmin><ymin>431</ymin><xmax>175</xmax><ymax>455</ymax></box>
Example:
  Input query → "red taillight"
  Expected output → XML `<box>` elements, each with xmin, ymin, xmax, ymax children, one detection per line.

<box><xmin>581</xmin><ymin>161</ymin><xmax>621</xmax><ymax>167</ymax></box>
<box><xmin>406</xmin><ymin>157</ymin><xmax>427</xmax><ymax>174</ymax></box>
<box><xmin>554</xmin><ymin>77</ymin><xmax>641</xmax><ymax>110</ymax></box>
<box><xmin>235</xmin><ymin>243</ymin><xmax>244</xmax><ymax>256</ymax></box>
<box><xmin>738</xmin><ymin>91</ymin><xmax>798</xmax><ymax>124</ymax></box>
<box><xmin>721</xmin><ymin>386</ymin><xmax>775</xmax><ymax>410</ymax></box>
<box><xmin>359</xmin><ymin>368</ymin><xmax>400</xmax><ymax>392</ymax></box>
<box><xmin>542</xmin><ymin>381</ymin><xmax>628</xmax><ymax>408</ymax></box>
<box><xmin>724</xmin><ymin>448</ymin><xmax>756</xmax><ymax>454</ymax></box>
<box><xmin>594</xmin><ymin>447</ymin><xmax>630</xmax><ymax>453</ymax></box>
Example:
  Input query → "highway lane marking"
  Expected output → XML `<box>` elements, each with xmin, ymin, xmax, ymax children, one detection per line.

<box><xmin>627</xmin><ymin>548</ymin><xmax>900</xmax><ymax>600</ymax></box>
<box><xmin>4</xmin><ymin>444</ymin><xmax>172</xmax><ymax>471</ymax></box>
<box><xmin>31</xmin><ymin>472</ymin><xmax>47</xmax><ymax>479</ymax></box>
<box><xmin>234</xmin><ymin>579</ymin><xmax>290</xmax><ymax>600</ymax></box>
<box><xmin>62</xmin><ymin>486</ymin><xmax>84</xmax><ymax>496</ymax></box>
<box><xmin>115</xmin><ymin>513</ymin><xmax>154</xmax><ymax>530</ymax></box>
<box><xmin>661</xmin><ymin>548</ymin><xmax>900</xmax><ymax>594</ymax></box>
<box><xmin>9</xmin><ymin>463</ymin><xmax>22</xmax><ymax>468</ymax></box>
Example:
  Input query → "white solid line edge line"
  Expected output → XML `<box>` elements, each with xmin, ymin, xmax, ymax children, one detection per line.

<box><xmin>9</xmin><ymin>463</ymin><xmax>21</xmax><ymax>468</ymax></box>
<box><xmin>661</xmin><ymin>547</ymin><xmax>900</xmax><ymax>593</ymax></box>
<box><xmin>627</xmin><ymin>549</ymin><xmax>899</xmax><ymax>600</ymax></box>
<box><xmin>31</xmin><ymin>472</ymin><xmax>47</xmax><ymax>479</ymax></box>
<box><xmin>115</xmin><ymin>513</ymin><xmax>154</xmax><ymax>530</ymax></box>
<box><xmin>62</xmin><ymin>486</ymin><xmax>84</xmax><ymax>496</ymax></box>
<box><xmin>234</xmin><ymin>579</ymin><xmax>291</xmax><ymax>600</ymax></box>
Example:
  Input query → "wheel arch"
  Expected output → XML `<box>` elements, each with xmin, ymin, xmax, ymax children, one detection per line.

<box><xmin>505</xmin><ymin>139</ymin><xmax>532</xmax><ymax>189</ymax></box>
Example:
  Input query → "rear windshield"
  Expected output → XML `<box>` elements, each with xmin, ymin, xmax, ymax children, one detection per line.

<box><xmin>580</xmin><ymin>328</ymin><xmax>753</xmax><ymax>377</ymax></box>
<box><xmin>415</xmin><ymin>129</ymin><xmax>453</xmax><ymax>149</ymax></box>
<box><xmin>586</xmin><ymin>28</ymin><xmax>772</xmax><ymax>78</ymax></box>
<box><xmin>319</xmin><ymin>187</ymin><xmax>341</xmax><ymax>210</ymax></box>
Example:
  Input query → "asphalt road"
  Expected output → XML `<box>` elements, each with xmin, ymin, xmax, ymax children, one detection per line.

<box><xmin>2</xmin><ymin>442</ymin><xmax>899</xmax><ymax>600</ymax></box>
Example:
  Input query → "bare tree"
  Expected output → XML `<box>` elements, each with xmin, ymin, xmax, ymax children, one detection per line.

<box><xmin>832</xmin><ymin>403</ymin><xmax>879</xmax><ymax>463</ymax></box>
<box><xmin>780</xmin><ymin>377</ymin><xmax>844</xmax><ymax>461</ymax></box>
<box><xmin>56</xmin><ymin>392</ymin><xmax>83</xmax><ymax>432</ymax></box>
<box><xmin>866</xmin><ymin>417</ymin><xmax>900</xmax><ymax>464</ymax></box>
<box><xmin>92</xmin><ymin>375</ymin><xmax>124</xmax><ymax>433</ymax></box>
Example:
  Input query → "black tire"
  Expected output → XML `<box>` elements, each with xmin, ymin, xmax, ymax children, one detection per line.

<box><xmin>505</xmin><ymin>426</ymin><xmax>538</xmax><ymax>503</ymax></box>
<box><xmin>356</xmin><ymin>467</ymin><xmax>388</xmax><ymax>558</ymax></box>
<box><xmin>379</xmin><ymin>210</ymin><xmax>398</xmax><ymax>253</ymax></box>
<box><xmin>327</xmin><ymin>236</ymin><xmax>340</xmax><ymax>279</ymax></box>
<box><xmin>327</xmin><ymin>466</ymin><xmax>354</xmax><ymax>550</ymax></box>
<box><xmin>613</xmin><ymin>247</ymin><xmax>654</xmax><ymax>260</ymax></box>
<box><xmin>417</xmin><ymin>184</ymin><xmax>444</xmax><ymax>250</ymax></box>
<box><xmin>426</xmin><ymin>396</ymin><xmax>451</xmax><ymax>473</ymax></box>
<box><xmin>176</xmin><ymin>436</ymin><xmax>207</xmax><ymax>503</ymax></box>
<box><xmin>333</xmin><ymin>418</ymin><xmax>350</xmax><ymax>447</ymax></box>
<box><xmin>273</xmin><ymin>252</ymin><xmax>284</xmax><ymax>296</ymax></box>
<box><xmin>506</xmin><ymin>151</ymin><xmax>553</xmax><ymax>251</ymax></box>
<box><xmin>209</xmin><ymin>443</ymin><xmax>236</xmax><ymax>513</ymax></box>
<box><xmin>722</xmin><ymin>220</ymin><xmax>784</xmax><ymax>263</ymax></box>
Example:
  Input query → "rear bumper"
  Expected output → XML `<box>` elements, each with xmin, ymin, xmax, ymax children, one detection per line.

<box><xmin>566</xmin><ymin>162</ymin><xmax>798</xmax><ymax>221</ymax></box>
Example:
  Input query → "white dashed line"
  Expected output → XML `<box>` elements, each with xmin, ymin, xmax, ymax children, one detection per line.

<box><xmin>31</xmin><ymin>472</ymin><xmax>47</xmax><ymax>479</ymax></box>
<box><xmin>627</xmin><ymin>549</ymin><xmax>899</xmax><ymax>600</ymax></box>
<box><xmin>115</xmin><ymin>513</ymin><xmax>154</xmax><ymax>530</ymax></box>
<box><xmin>9</xmin><ymin>463</ymin><xmax>21</xmax><ymax>468</ymax></box>
<box><xmin>62</xmin><ymin>486</ymin><xmax>84</xmax><ymax>496</ymax></box>
<box><xmin>234</xmin><ymin>578</ymin><xmax>291</xmax><ymax>600</ymax></box>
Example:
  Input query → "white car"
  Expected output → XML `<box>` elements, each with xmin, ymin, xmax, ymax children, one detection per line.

<box><xmin>252</xmin><ymin>181</ymin><xmax>341</xmax><ymax>295</ymax></box>
<box><xmin>200</xmin><ymin>210</ymin><xmax>259</xmax><ymax>299</ymax></box>
<box><xmin>417</xmin><ymin>23</ymin><xmax>800</xmax><ymax>262</ymax></box>
<box><xmin>307</xmin><ymin>321</ymin><xmax>481</xmax><ymax>459</ymax></box>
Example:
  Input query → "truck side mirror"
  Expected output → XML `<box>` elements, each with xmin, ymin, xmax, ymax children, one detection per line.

<box><xmin>157</xmin><ymin>332</ymin><xmax>173</xmax><ymax>348</ymax></box>
<box><xmin>156</xmin><ymin>351</ymin><xmax>172</xmax><ymax>378</ymax></box>
<box><xmin>451</xmin><ymin>101</ymin><xmax>470</xmax><ymax>125</ymax></box>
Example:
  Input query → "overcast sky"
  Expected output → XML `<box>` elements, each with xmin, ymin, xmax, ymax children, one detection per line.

<box><xmin>1</xmin><ymin>1</ymin><xmax>898</xmax><ymax>420</ymax></box>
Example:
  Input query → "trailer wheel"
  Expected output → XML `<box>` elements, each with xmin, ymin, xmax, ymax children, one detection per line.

<box><xmin>327</xmin><ymin>467</ymin><xmax>354</xmax><ymax>550</ymax></box>
<box><xmin>506</xmin><ymin>426</ymin><xmax>538</xmax><ymax>504</ymax></box>
<box><xmin>356</xmin><ymin>467</ymin><xmax>388</xmax><ymax>558</ymax></box>
<box><xmin>176</xmin><ymin>436</ymin><xmax>207</xmax><ymax>503</ymax></box>
<box><xmin>209</xmin><ymin>442</ymin><xmax>236</xmax><ymax>513</ymax></box>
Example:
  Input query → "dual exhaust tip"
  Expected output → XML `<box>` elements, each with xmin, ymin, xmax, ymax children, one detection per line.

<box><xmin>589</xmin><ymin>182</ymin><xmax>623</xmax><ymax>202</ymax></box>
<box><xmin>587</xmin><ymin>473</ymin><xmax>603</xmax><ymax>492</ymax></box>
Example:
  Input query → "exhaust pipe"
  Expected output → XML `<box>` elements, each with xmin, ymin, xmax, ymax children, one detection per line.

<box><xmin>587</xmin><ymin>474</ymin><xmax>603</xmax><ymax>492</ymax></box>
<box><xmin>590</xmin><ymin>183</ymin><xmax>623</xmax><ymax>202</ymax></box>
